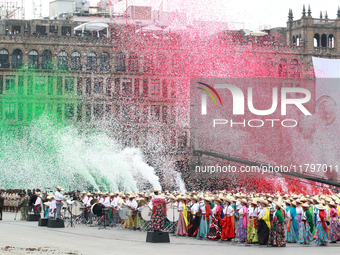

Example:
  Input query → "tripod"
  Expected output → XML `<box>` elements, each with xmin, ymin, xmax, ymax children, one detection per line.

<box><xmin>98</xmin><ymin>208</ymin><xmax>110</xmax><ymax>230</ymax></box>
<box><xmin>66</xmin><ymin>203</ymin><xmax>75</xmax><ymax>228</ymax></box>
<box><xmin>172</xmin><ymin>206</ymin><xmax>176</xmax><ymax>235</ymax></box>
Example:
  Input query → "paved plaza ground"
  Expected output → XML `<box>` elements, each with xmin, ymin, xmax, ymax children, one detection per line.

<box><xmin>1</xmin><ymin>212</ymin><xmax>340</xmax><ymax>255</ymax></box>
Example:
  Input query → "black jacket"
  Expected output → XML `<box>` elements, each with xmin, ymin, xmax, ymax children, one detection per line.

<box><xmin>29</xmin><ymin>194</ymin><xmax>37</xmax><ymax>206</ymax></box>
<box><xmin>0</xmin><ymin>195</ymin><xmax>4</xmax><ymax>207</ymax></box>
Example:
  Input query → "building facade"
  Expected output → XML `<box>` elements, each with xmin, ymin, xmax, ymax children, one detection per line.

<box><xmin>286</xmin><ymin>5</ymin><xmax>340</xmax><ymax>70</ymax></box>
<box><xmin>0</xmin><ymin>19</ymin><xmax>190</xmax><ymax>178</ymax></box>
<box><xmin>0</xmin><ymin>16</ymin><xmax>310</xmax><ymax>189</ymax></box>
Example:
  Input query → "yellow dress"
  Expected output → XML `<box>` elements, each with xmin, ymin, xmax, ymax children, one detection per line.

<box><xmin>182</xmin><ymin>203</ymin><xmax>188</xmax><ymax>227</ymax></box>
<box><xmin>259</xmin><ymin>207</ymin><xmax>271</xmax><ymax>229</ymax></box>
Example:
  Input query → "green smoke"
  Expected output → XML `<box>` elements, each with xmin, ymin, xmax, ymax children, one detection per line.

<box><xmin>0</xmin><ymin>66</ymin><xmax>138</xmax><ymax>191</ymax></box>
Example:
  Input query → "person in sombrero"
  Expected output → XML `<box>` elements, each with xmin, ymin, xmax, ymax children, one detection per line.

<box><xmin>285</xmin><ymin>201</ymin><xmax>299</xmax><ymax>243</ymax></box>
<box><xmin>54</xmin><ymin>186</ymin><xmax>66</xmax><ymax>220</ymax></box>
<box><xmin>197</xmin><ymin>196</ymin><xmax>212</xmax><ymax>239</ymax></box>
<box><xmin>176</xmin><ymin>195</ymin><xmax>188</xmax><ymax>236</ymax></box>
<box><xmin>328</xmin><ymin>201</ymin><xmax>340</xmax><ymax>243</ymax></box>
<box><xmin>315</xmin><ymin>204</ymin><xmax>330</xmax><ymax>246</ymax></box>
<box><xmin>206</xmin><ymin>197</ymin><xmax>222</xmax><ymax>240</ymax></box>
<box><xmin>298</xmin><ymin>203</ymin><xmax>314</xmax><ymax>244</ymax></box>
<box><xmin>268</xmin><ymin>197</ymin><xmax>286</xmax><ymax>247</ymax></box>
<box><xmin>257</xmin><ymin>198</ymin><xmax>271</xmax><ymax>245</ymax></box>
<box><xmin>246</xmin><ymin>198</ymin><xmax>259</xmax><ymax>244</ymax></box>
<box><xmin>186</xmin><ymin>196</ymin><xmax>201</xmax><ymax>237</ymax></box>
<box><xmin>221</xmin><ymin>197</ymin><xmax>235</xmax><ymax>241</ymax></box>
<box><xmin>149</xmin><ymin>188</ymin><xmax>167</xmax><ymax>232</ymax></box>
<box><xmin>237</xmin><ymin>198</ymin><xmax>249</xmax><ymax>242</ymax></box>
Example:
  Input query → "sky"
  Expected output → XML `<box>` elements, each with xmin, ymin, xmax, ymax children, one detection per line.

<box><xmin>24</xmin><ymin>0</ymin><xmax>340</xmax><ymax>30</ymax></box>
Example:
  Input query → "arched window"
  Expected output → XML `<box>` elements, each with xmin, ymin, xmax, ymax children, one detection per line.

<box><xmin>71</xmin><ymin>52</ymin><xmax>81</xmax><ymax>70</ymax></box>
<box><xmin>278</xmin><ymin>58</ymin><xmax>287</xmax><ymax>77</ymax></box>
<box><xmin>116</xmin><ymin>52</ymin><xmax>126</xmax><ymax>72</ymax></box>
<box><xmin>314</xmin><ymin>33</ymin><xmax>320</xmax><ymax>47</ymax></box>
<box><xmin>58</xmin><ymin>51</ymin><xmax>68</xmax><ymax>70</ymax></box>
<box><xmin>329</xmin><ymin>34</ymin><xmax>335</xmax><ymax>48</ymax></box>
<box><xmin>42</xmin><ymin>50</ymin><xmax>52</xmax><ymax>69</ymax></box>
<box><xmin>321</xmin><ymin>34</ymin><xmax>327</xmax><ymax>47</ymax></box>
<box><xmin>292</xmin><ymin>36</ymin><xmax>296</xmax><ymax>45</ymax></box>
<box><xmin>0</xmin><ymin>49</ymin><xmax>9</xmax><ymax>68</ymax></box>
<box><xmin>87</xmin><ymin>52</ymin><xmax>97</xmax><ymax>71</ymax></box>
<box><xmin>128</xmin><ymin>53</ymin><xmax>139</xmax><ymax>72</ymax></box>
<box><xmin>100</xmin><ymin>52</ymin><xmax>110</xmax><ymax>71</ymax></box>
<box><xmin>12</xmin><ymin>49</ymin><xmax>22</xmax><ymax>69</ymax></box>
<box><xmin>28</xmin><ymin>50</ymin><xmax>39</xmax><ymax>69</ymax></box>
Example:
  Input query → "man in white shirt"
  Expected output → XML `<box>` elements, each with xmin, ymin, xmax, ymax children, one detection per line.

<box><xmin>49</xmin><ymin>196</ymin><xmax>56</xmax><ymax>219</ymax></box>
<box><xmin>81</xmin><ymin>192</ymin><xmax>88</xmax><ymax>205</ymax></box>
<box><xmin>55</xmin><ymin>186</ymin><xmax>66</xmax><ymax>220</ymax></box>
<box><xmin>102</xmin><ymin>193</ymin><xmax>111</xmax><ymax>208</ymax></box>
<box><xmin>111</xmin><ymin>193</ymin><xmax>119</xmax><ymax>208</ymax></box>
<box><xmin>98</xmin><ymin>193</ymin><xmax>104</xmax><ymax>204</ymax></box>
<box><xmin>34</xmin><ymin>192</ymin><xmax>42</xmax><ymax>215</ymax></box>
<box><xmin>100</xmin><ymin>193</ymin><xmax>111</xmax><ymax>225</ymax></box>
<box><xmin>110</xmin><ymin>192</ymin><xmax>120</xmax><ymax>226</ymax></box>
<box><xmin>85</xmin><ymin>193</ymin><xmax>93</xmax><ymax>222</ymax></box>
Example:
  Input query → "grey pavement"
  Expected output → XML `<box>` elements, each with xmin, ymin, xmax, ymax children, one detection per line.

<box><xmin>0</xmin><ymin>212</ymin><xmax>340</xmax><ymax>255</ymax></box>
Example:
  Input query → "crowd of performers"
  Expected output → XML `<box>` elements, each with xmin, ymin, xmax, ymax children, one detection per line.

<box><xmin>180</xmin><ymin>191</ymin><xmax>340</xmax><ymax>246</ymax></box>
<box><xmin>2</xmin><ymin>188</ymin><xmax>340</xmax><ymax>246</ymax></box>
<box><xmin>0</xmin><ymin>187</ymin><xmax>80</xmax><ymax>220</ymax></box>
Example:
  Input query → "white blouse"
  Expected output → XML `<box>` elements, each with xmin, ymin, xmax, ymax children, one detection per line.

<box><xmin>191</xmin><ymin>203</ymin><xmax>199</xmax><ymax>214</ymax></box>
<box><xmin>259</xmin><ymin>207</ymin><xmax>267</xmax><ymax>218</ymax></box>
<box><xmin>177</xmin><ymin>202</ymin><xmax>183</xmax><ymax>211</ymax></box>
<box><xmin>296</xmin><ymin>206</ymin><xmax>303</xmax><ymax>215</ymax></box>
<box><xmin>201</xmin><ymin>203</ymin><xmax>207</xmax><ymax>214</ymax></box>
<box><xmin>248</xmin><ymin>206</ymin><xmax>258</xmax><ymax>217</ymax></box>
<box><xmin>223</xmin><ymin>205</ymin><xmax>234</xmax><ymax>216</ymax></box>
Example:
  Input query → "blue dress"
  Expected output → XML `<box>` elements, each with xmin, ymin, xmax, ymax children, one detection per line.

<box><xmin>285</xmin><ymin>206</ymin><xmax>299</xmax><ymax>243</ymax></box>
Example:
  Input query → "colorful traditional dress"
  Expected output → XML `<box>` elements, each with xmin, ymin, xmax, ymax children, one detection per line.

<box><xmin>257</xmin><ymin>206</ymin><xmax>270</xmax><ymax>245</ymax></box>
<box><xmin>268</xmin><ymin>208</ymin><xmax>286</xmax><ymax>247</ymax></box>
<box><xmin>221</xmin><ymin>205</ymin><xmax>235</xmax><ymax>240</ymax></box>
<box><xmin>246</xmin><ymin>206</ymin><xmax>258</xmax><ymax>243</ymax></box>
<box><xmin>176</xmin><ymin>201</ymin><xmax>188</xmax><ymax>236</ymax></box>
<box><xmin>207</xmin><ymin>204</ymin><xmax>222</xmax><ymax>239</ymax></box>
<box><xmin>308</xmin><ymin>205</ymin><xmax>315</xmax><ymax>236</ymax></box>
<box><xmin>296</xmin><ymin>206</ymin><xmax>303</xmax><ymax>227</ymax></box>
<box><xmin>298</xmin><ymin>210</ymin><xmax>314</xmax><ymax>244</ymax></box>
<box><xmin>329</xmin><ymin>207</ymin><xmax>340</xmax><ymax>242</ymax></box>
<box><xmin>233</xmin><ymin>203</ymin><xmax>239</xmax><ymax>237</ymax></box>
<box><xmin>315</xmin><ymin>210</ymin><xmax>329</xmax><ymax>246</ymax></box>
<box><xmin>187</xmin><ymin>202</ymin><xmax>200</xmax><ymax>237</ymax></box>
<box><xmin>197</xmin><ymin>203</ymin><xmax>212</xmax><ymax>238</ymax></box>
<box><xmin>284</xmin><ymin>205</ymin><xmax>290</xmax><ymax>233</ymax></box>
<box><xmin>285</xmin><ymin>206</ymin><xmax>299</xmax><ymax>243</ymax></box>
<box><xmin>238</xmin><ymin>205</ymin><xmax>248</xmax><ymax>242</ymax></box>
<box><xmin>150</xmin><ymin>198</ymin><xmax>166</xmax><ymax>231</ymax></box>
